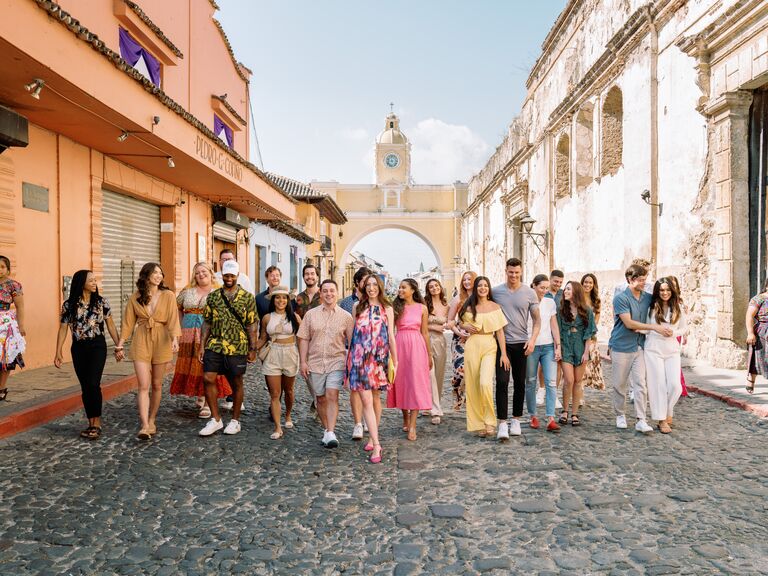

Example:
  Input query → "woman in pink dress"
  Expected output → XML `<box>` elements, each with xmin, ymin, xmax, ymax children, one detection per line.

<box><xmin>388</xmin><ymin>279</ymin><xmax>432</xmax><ymax>441</ymax></box>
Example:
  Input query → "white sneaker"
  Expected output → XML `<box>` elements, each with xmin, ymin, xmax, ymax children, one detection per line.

<box><xmin>497</xmin><ymin>421</ymin><xmax>509</xmax><ymax>441</ymax></box>
<box><xmin>363</xmin><ymin>421</ymin><xmax>369</xmax><ymax>433</ymax></box>
<box><xmin>635</xmin><ymin>419</ymin><xmax>653</xmax><ymax>434</ymax></box>
<box><xmin>629</xmin><ymin>389</ymin><xmax>635</xmax><ymax>403</ymax></box>
<box><xmin>351</xmin><ymin>423</ymin><xmax>364</xmax><ymax>440</ymax></box>
<box><xmin>198</xmin><ymin>405</ymin><xmax>211</xmax><ymax>419</ymax></box>
<box><xmin>223</xmin><ymin>419</ymin><xmax>241</xmax><ymax>435</ymax></box>
<box><xmin>556</xmin><ymin>397</ymin><xmax>563</xmax><ymax>410</ymax></box>
<box><xmin>325</xmin><ymin>430</ymin><xmax>339</xmax><ymax>448</ymax></box>
<box><xmin>536</xmin><ymin>388</ymin><xmax>545</xmax><ymax>407</ymax></box>
<box><xmin>222</xmin><ymin>400</ymin><xmax>234</xmax><ymax>411</ymax></box>
<box><xmin>509</xmin><ymin>419</ymin><xmax>522</xmax><ymax>436</ymax></box>
<box><xmin>616</xmin><ymin>415</ymin><xmax>628</xmax><ymax>429</ymax></box>
<box><xmin>199</xmin><ymin>418</ymin><xmax>224</xmax><ymax>437</ymax></box>
<box><xmin>320</xmin><ymin>430</ymin><xmax>329</xmax><ymax>446</ymax></box>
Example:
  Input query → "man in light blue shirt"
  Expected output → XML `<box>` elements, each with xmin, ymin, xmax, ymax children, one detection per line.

<box><xmin>609</xmin><ymin>263</ymin><xmax>672</xmax><ymax>433</ymax></box>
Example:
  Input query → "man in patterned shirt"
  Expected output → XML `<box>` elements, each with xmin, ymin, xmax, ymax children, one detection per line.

<box><xmin>198</xmin><ymin>260</ymin><xmax>258</xmax><ymax>436</ymax></box>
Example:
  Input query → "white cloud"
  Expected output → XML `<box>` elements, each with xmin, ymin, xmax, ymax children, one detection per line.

<box><xmin>408</xmin><ymin>118</ymin><xmax>489</xmax><ymax>183</ymax></box>
<box><xmin>339</xmin><ymin>127</ymin><xmax>369</xmax><ymax>141</ymax></box>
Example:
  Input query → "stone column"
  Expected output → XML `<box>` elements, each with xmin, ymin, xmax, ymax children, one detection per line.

<box><xmin>705</xmin><ymin>90</ymin><xmax>752</xmax><ymax>365</ymax></box>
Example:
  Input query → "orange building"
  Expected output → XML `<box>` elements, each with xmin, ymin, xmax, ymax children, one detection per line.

<box><xmin>0</xmin><ymin>0</ymin><xmax>295</xmax><ymax>369</ymax></box>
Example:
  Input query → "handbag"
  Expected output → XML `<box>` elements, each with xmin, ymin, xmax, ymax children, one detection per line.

<box><xmin>258</xmin><ymin>341</ymin><xmax>272</xmax><ymax>362</ymax></box>
<box><xmin>753</xmin><ymin>299</ymin><xmax>766</xmax><ymax>351</ymax></box>
<box><xmin>387</xmin><ymin>356</ymin><xmax>396</xmax><ymax>384</ymax></box>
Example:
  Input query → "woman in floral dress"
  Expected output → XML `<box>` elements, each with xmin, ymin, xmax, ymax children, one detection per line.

<box><xmin>0</xmin><ymin>255</ymin><xmax>25</xmax><ymax>401</ymax></box>
<box><xmin>170</xmin><ymin>262</ymin><xmax>231</xmax><ymax>418</ymax></box>
<box><xmin>346</xmin><ymin>274</ymin><xmax>396</xmax><ymax>464</ymax></box>
<box><xmin>581</xmin><ymin>273</ymin><xmax>605</xmax><ymax>391</ymax></box>
<box><xmin>446</xmin><ymin>270</ymin><xmax>477</xmax><ymax>410</ymax></box>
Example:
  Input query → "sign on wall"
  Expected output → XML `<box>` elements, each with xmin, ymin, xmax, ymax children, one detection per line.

<box><xmin>197</xmin><ymin>233</ymin><xmax>207</xmax><ymax>262</ymax></box>
<box><xmin>22</xmin><ymin>182</ymin><xmax>49</xmax><ymax>212</ymax></box>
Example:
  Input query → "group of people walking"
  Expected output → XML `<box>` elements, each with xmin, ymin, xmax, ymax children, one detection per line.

<box><xmin>0</xmin><ymin>246</ymin><xmax>766</xmax><ymax>458</ymax></box>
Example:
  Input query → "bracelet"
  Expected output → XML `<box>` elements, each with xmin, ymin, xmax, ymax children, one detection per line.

<box><xmin>114</xmin><ymin>346</ymin><xmax>124</xmax><ymax>350</ymax></box>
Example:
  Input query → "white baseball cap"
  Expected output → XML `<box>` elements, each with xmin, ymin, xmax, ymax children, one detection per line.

<box><xmin>221</xmin><ymin>260</ymin><xmax>239</xmax><ymax>276</ymax></box>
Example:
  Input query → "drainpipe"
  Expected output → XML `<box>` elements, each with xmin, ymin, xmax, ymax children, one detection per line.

<box><xmin>647</xmin><ymin>7</ymin><xmax>660</xmax><ymax>272</ymax></box>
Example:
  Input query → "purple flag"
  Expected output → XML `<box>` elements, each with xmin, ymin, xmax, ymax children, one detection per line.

<box><xmin>214</xmin><ymin>115</ymin><xmax>234</xmax><ymax>148</ymax></box>
<box><xmin>119</xmin><ymin>28</ymin><xmax>161</xmax><ymax>87</ymax></box>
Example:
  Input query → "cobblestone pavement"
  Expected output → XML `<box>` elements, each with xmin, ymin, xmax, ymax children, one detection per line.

<box><xmin>1</xmin><ymin>361</ymin><xmax>768</xmax><ymax>575</ymax></box>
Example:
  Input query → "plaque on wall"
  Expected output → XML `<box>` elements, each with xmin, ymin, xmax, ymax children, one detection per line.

<box><xmin>22</xmin><ymin>182</ymin><xmax>49</xmax><ymax>212</ymax></box>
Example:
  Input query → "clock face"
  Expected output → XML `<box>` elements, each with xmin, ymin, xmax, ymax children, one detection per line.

<box><xmin>384</xmin><ymin>153</ymin><xmax>400</xmax><ymax>168</ymax></box>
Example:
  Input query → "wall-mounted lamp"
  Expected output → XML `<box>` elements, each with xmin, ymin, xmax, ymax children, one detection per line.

<box><xmin>518</xmin><ymin>212</ymin><xmax>548</xmax><ymax>256</ymax></box>
<box><xmin>24</xmin><ymin>78</ymin><xmax>45</xmax><ymax>99</ymax></box>
<box><xmin>152</xmin><ymin>116</ymin><xmax>160</xmax><ymax>126</ymax></box>
<box><xmin>167</xmin><ymin>156</ymin><xmax>175</xmax><ymax>168</ymax></box>
<box><xmin>117</xmin><ymin>131</ymin><xmax>129</xmax><ymax>142</ymax></box>
<box><xmin>640</xmin><ymin>189</ymin><xmax>663</xmax><ymax>216</ymax></box>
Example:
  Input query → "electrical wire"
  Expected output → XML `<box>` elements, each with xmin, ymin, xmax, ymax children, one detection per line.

<box><xmin>247</xmin><ymin>88</ymin><xmax>264</xmax><ymax>170</ymax></box>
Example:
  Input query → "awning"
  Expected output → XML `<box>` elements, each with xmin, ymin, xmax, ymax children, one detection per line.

<box><xmin>0</xmin><ymin>0</ymin><xmax>295</xmax><ymax>221</ymax></box>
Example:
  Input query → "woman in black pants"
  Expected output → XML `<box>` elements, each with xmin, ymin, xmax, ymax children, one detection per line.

<box><xmin>54</xmin><ymin>270</ymin><xmax>122</xmax><ymax>439</ymax></box>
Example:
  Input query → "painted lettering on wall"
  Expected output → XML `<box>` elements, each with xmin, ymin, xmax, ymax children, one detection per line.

<box><xmin>195</xmin><ymin>135</ymin><xmax>243</xmax><ymax>182</ymax></box>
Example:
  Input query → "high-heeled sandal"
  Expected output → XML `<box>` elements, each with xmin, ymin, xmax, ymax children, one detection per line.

<box><xmin>364</xmin><ymin>441</ymin><xmax>374</xmax><ymax>452</ymax></box>
<box><xmin>369</xmin><ymin>445</ymin><xmax>383</xmax><ymax>464</ymax></box>
<box><xmin>746</xmin><ymin>378</ymin><xmax>756</xmax><ymax>394</ymax></box>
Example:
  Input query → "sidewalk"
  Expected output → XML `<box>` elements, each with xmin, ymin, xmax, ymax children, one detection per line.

<box><xmin>0</xmin><ymin>356</ymin><xmax>137</xmax><ymax>439</ymax></box>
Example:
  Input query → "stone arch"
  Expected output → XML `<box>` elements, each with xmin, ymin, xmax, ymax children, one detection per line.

<box><xmin>555</xmin><ymin>133</ymin><xmax>571</xmax><ymax>198</ymax></box>
<box><xmin>339</xmin><ymin>223</ymin><xmax>443</xmax><ymax>274</ymax></box>
<box><xmin>575</xmin><ymin>102</ymin><xmax>594</xmax><ymax>191</ymax></box>
<box><xmin>602</xmin><ymin>86</ymin><xmax>623</xmax><ymax>176</ymax></box>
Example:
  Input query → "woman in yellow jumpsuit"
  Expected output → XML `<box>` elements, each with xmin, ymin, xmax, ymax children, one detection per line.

<box><xmin>459</xmin><ymin>276</ymin><xmax>510</xmax><ymax>436</ymax></box>
<box><xmin>117</xmin><ymin>262</ymin><xmax>180</xmax><ymax>440</ymax></box>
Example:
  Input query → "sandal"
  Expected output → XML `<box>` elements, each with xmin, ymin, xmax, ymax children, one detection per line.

<box><xmin>0</xmin><ymin>388</ymin><xmax>7</xmax><ymax>401</ymax></box>
<box><xmin>571</xmin><ymin>414</ymin><xmax>581</xmax><ymax>427</ymax></box>
<box><xmin>558</xmin><ymin>411</ymin><xmax>569</xmax><ymax>425</ymax></box>
<box><xmin>270</xmin><ymin>430</ymin><xmax>284</xmax><ymax>440</ymax></box>
<box><xmin>284</xmin><ymin>420</ymin><xmax>294</xmax><ymax>429</ymax></box>
<box><xmin>747</xmin><ymin>378</ymin><xmax>755</xmax><ymax>394</ymax></box>
<box><xmin>87</xmin><ymin>426</ymin><xmax>102</xmax><ymax>439</ymax></box>
<box><xmin>80</xmin><ymin>426</ymin><xmax>95</xmax><ymax>439</ymax></box>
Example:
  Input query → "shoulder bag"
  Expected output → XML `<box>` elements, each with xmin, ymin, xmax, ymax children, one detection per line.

<box><xmin>218</xmin><ymin>288</ymin><xmax>257</xmax><ymax>357</ymax></box>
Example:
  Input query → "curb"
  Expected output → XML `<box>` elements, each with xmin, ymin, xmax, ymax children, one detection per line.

<box><xmin>685</xmin><ymin>384</ymin><xmax>768</xmax><ymax>419</ymax></box>
<box><xmin>0</xmin><ymin>374</ymin><xmax>137</xmax><ymax>440</ymax></box>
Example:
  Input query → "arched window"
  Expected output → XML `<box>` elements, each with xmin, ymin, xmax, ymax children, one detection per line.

<box><xmin>602</xmin><ymin>86</ymin><xmax>623</xmax><ymax>176</ymax></box>
<box><xmin>556</xmin><ymin>133</ymin><xmax>571</xmax><ymax>198</ymax></box>
<box><xmin>575</xmin><ymin>103</ymin><xmax>594</xmax><ymax>192</ymax></box>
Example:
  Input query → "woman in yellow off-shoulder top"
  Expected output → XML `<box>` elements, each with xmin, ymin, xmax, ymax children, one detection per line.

<box><xmin>458</xmin><ymin>276</ymin><xmax>509</xmax><ymax>437</ymax></box>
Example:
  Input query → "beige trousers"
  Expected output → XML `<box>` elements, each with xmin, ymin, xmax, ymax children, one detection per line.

<box><xmin>429</xmin><ymin>331</ymin><xmax>448</xmax><ymax>416</ymax></box>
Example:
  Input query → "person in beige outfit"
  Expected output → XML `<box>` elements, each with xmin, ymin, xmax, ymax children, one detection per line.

<box><xmin>116</xmin><ymin>262</ymin><xmax>180</xmax><ymax>440</ymax></box>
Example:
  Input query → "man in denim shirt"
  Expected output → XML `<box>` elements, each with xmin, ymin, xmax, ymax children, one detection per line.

<box><xmin>609</xmin><ymin>263</ymin><xmax>672</xmax><ymax>433</ymax></box>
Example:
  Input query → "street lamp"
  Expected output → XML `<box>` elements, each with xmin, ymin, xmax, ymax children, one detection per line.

<box><xmin>518</xmin><ymin>212</ymin><xmax>548</xmax><ymax>256</ymax></box>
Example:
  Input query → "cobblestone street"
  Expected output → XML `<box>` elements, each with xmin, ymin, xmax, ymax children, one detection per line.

<box><xmin>1</xmin><ymin>361</ymin><xmax>768</xmax><ymax>575</ymax></box>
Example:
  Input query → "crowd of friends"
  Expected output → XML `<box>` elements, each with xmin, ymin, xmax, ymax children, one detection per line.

<box><xmin>0</xmin><ymin>250</ymin><xmax>766</xmax><ymax>461</ymax></box>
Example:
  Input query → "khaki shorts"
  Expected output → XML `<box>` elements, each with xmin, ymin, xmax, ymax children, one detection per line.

<box><xmin>261</xmin><ymin>342</ymin><xmax>299</xmax><ymax>377</ymax></box>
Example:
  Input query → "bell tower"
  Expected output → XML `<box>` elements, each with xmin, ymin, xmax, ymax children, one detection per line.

<box><xmin>375</xmin><ymin>106</ymin><xmax>410</xmax><ymax>187</ymax></box>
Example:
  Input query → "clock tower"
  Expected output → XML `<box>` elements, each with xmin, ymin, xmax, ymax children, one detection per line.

<box><xmin>375</xmin><ymin>111</ymin><xmax>410</xmax><ymax>187</ymax></box>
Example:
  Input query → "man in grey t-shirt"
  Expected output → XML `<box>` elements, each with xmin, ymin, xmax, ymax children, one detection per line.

<box><xmin>480</xmin><ymin>258</ymin><xmax>541</xmax><ymax>440</ymax></box>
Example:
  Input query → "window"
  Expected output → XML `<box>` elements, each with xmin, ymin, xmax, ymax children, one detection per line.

<box><xmin>118</xmin><ymin>28</ymin><xmax>161</xmax><ymax>87</ymax></box>
<box><xmin>214</xmin><ymin>114</ymin><xmax>234</xmax><ymax>148</ymax></box>
<box><xmin>602</xmin><ymin>86</ymin><xmax>623</xmax><ymax>176</ymax></box>
<box><xmin>555</xmin><ymin>133</ymin><xmax>571</xmax><ymax>198</ymax></box>
<box><xmin>575</xmin><ymin>103</ymin><xmax>594</xmax><ymax>192</ymax></box>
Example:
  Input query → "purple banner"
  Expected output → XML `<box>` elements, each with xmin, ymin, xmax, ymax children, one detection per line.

<box><xmin>214</xmin><ymin>115</ymin><xmax>234</xmax><ymax>148</ymax></box>
<box><xmin>119</xmin><ymin>28</ymin><xmax>161</xmax><ymax>87</ymax></box>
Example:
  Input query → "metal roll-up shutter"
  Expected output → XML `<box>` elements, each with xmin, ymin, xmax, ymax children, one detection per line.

<box><xmin>101</xmin><ymin>190</ymin><xmax>161</xmax><ymax>335</ymax></box>
<box><xmin>213</xmin><ymin>222</ymin><xmax>238</xmax><ymax>243</ymax></box>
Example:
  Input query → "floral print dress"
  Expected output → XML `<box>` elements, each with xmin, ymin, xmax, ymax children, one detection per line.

<box><xmin>346</xmin><ymin>304</ymin><xmax>390</xmax><ymax>391</ymax></box>
<box><xmin>0</xmin><ymin>279</ymin><xmax>25</xmax><ymax>371</ymax></box>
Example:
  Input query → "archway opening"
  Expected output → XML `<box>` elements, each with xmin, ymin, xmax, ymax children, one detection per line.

<box><xmin>341</xmin><ymin>228</ymin><xmax>440</xmax><ymax>297</ymax></box>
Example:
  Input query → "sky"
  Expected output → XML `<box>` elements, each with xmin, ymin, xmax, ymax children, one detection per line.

<box><xmin>217</xmin><ymin>0</ymin><xmax>567</xmax><ymax>278</ymax></box>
